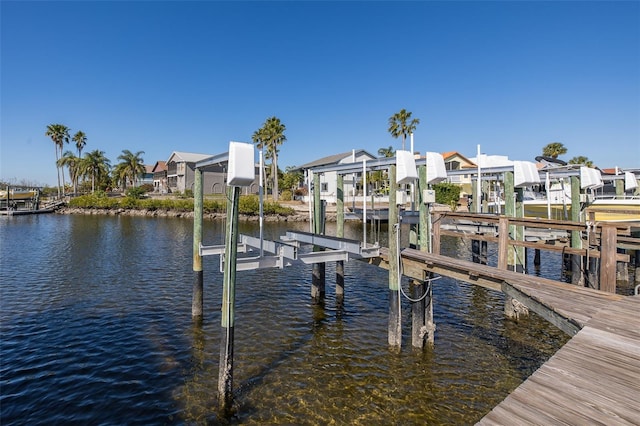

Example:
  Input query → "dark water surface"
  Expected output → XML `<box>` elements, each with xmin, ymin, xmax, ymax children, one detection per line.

<box><xmin>1</xmin><ymin>214</ymin><xmax>568</xmax><ymax>425</ymax></box>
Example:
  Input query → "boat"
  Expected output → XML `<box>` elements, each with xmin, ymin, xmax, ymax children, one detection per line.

<box><xmin>0</xmin><ymin>188</ymin><xmax>39</xmax><ymax>200</ymax></box>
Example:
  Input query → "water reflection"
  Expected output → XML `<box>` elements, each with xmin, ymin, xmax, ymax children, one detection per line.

<box><xmin>0</xmin><ymin>215</ymin><xmax>569</xmax><ymax>425</ymax></box>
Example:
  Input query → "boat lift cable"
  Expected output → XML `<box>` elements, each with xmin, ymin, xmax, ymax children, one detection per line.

<box><xmin>394</xmin><ymin>223</ymin><xmax>440</xmax><ymax>304</ymax></box>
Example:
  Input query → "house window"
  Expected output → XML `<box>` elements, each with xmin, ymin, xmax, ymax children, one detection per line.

<box><xmin>445</xmin><ymin>160</ymin><xmax>460</xmax><ymax>171</ymax></box>
<box><xmin>321</xmin><ymin>183</ymin><xmax>328</xmax><ymax>192</ymax></box>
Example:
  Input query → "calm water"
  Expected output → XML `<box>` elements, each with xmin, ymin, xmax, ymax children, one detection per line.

<box><xmin>0</xmin><ymin>214</ymin><xmax>569</xmax><ymax>425</ymax></box>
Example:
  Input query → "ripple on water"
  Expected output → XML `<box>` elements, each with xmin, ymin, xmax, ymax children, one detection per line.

<box><xmin>1</xmin><ymin>216</ymin><xmax>569</xmax><ymax>425</ymax></box>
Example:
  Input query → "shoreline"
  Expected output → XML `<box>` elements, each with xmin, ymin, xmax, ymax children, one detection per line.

<box><xmin>57</xmin><ymin>206</ymin><xmax>331</xmax><ymax>222</ymax></box>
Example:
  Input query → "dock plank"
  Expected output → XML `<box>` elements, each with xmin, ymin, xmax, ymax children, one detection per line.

<box><xmin>477</xmin><ymin>296</ymin><xmax>640</xmax><ymax>425</ymax></box>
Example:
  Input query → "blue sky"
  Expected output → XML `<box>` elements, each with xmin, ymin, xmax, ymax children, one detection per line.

<box><xmin>1</xmin><ymin>1</ymin><xmax>639</xmax><ymax>186</ymax></box>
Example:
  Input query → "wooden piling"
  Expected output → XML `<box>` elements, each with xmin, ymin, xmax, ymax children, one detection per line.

<box><xmin>192</xmin><ymin>168</ymin><xmax>204</xmax><ymax>318</ymax></box>
<box><xmin>336</xmin><ymin>174</ymin><xmax>345</xmax><ymax>306</ymax></box>
<box><xmin>388</xmin><ymin>165</ymin><xmax>401</xmax><ymax>349</ymax></box>
<box><xmin>600</xmin><ymin>224</ymin><xmax>617</xmax><ymax>293</ymax></box>
<box><xmin>412</xmin><ymin>164</ymin><xmax>432</xmax><ymax>348</ymax></box>
<box><xmin>515</xmin><ymin>187</ymin><xmax>525</xmax><ymax>273</ymax></box>
<box><xmin>218</xmin><ymin>185</ymin><xmax>241</xmax><ymax>415</ymax></box>
<box><xmin>570</xmin><ymin>176</ymin><xmax>583</xmax><ymax>285</ymax></box>
<box><xmin>503</xmin><ymin>172</ymin><xmax>517</xmax><ymax>271</ymax></box>
<box><xmin>311</xmin><ymin>173</ymin><xmax>325</xmax><ymax>304</ymax></box>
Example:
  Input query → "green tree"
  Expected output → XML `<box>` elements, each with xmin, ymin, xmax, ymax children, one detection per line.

<box><xmin>568</xmin><ymin>156</ymin><xmax>594</xmax><ymax>167</ymax></box>
<box><xmin>73</xmin><ymin>131</ymin><xmax>87</xmax><ymax>157</ymax></box>
<box><xmin>252</xmin><ymin>117</ymin><xmax>286</xmax><ymax>200</ymax></box>
<box><xmin>80</xmin><ymin>149</ymin><xmax>111</xmax><ymax>193</ymax></box>
<box><xmin>113</xmin><ymin>150</ymin><xmax>146</xmax><ymax>191</ymax></box>
<box><xmin>542</xmin><ymin>142</ymin><xmax>567</xmax><ymax>159</ymax></box>
<box><xmin>377</xmin><ymin>145</ymin><xmax>395</xmax><ymax>158</ymax></box>
<box><xmin>388</xmin><ymin>109</ymin><xmax>419</xmax><ymax>151</ymax></box>
<box><xmin>58</xmin><ymin>150</ymin><xmax>81</xmax><ymax>194</ymax></box>
<box><xmin>45</xmin><ymin>123</ymin><xmax>70</xmax><ymax>198</ymax></box>
<box><xmin>281</xmin><ymin>166</ymin><xmax>303</xmax><ymax>193</ymax></box>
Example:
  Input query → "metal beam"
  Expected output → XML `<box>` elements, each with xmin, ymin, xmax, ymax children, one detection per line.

<box><xmin>201</xmin><ymin>243</ymin><xmax>247</xmax><ymax>256</ymax></box>
<box><xmin>298</xmin><ymin>250</ymin><xmax>350</xmax><ymax>264</ymax></box>
<box><xmin>282</xmin><ymin>230</ymin><xmax>379</xmax><ymax>258</ymax></box>
<box><xmin>195</xmin><ymin>152</ymin><xmax>229</xmax><ymax>169</ymax></box>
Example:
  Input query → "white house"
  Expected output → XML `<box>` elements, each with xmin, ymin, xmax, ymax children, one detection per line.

<box><xmin>295</xmin><ymin>149</ymin><xmax>378</xmax><ymax>203</ymax></box>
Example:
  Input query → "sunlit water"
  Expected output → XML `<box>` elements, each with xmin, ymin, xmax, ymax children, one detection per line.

<box><xmin>0</xmin><ymin>214</ymin><xmax>569</xmax><ymax>425</ymax></box>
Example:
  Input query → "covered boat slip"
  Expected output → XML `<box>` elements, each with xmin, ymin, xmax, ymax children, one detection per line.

<box><xmin>0</xmin><ymin>187</ymin><xmax>43</xmax><ymax>214</ymax></box>
<box><xmin>446</xmin><ymin>160</ymin><xmax>640</xmax><ymax>223</ymax></box>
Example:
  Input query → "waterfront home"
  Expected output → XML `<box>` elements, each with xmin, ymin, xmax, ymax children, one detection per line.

<box><xmin>294</xmin><ymin>149</ymin><xmax>377</xmax><ymax>203</ymax></box>
<box><xmin>166</xmin><ymin>151</ymin><xmax>260</xmax><ymax>195</ymax></box>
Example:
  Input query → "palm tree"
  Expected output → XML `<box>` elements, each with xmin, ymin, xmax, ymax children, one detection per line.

<box><xmin>568</xmin><ymin>156</ymin><xmax>594</xmax><ymax>168</ymax></box>
<box><xmin>378</xmin><ymin>146</ymin><xmax>395</xmax><ymax>158</ymax></box>
<box><xmin>542</xmin><ymin>142</ymin><xmax>567</xmax><ymax>159</ymax></box>
<box><xmin>80</xmin><ymin>149</ymin><xmax>111</xmax><ymax>193</ymax></box>
<box><xmin>45</xmin><ymin>123</ymin><xmax>70</xmax><ymax>198</ymax></box>
<box><xmin>388</xmin><ymin>109</ymin><xmax>420</xmax><ymax>151</ymax></box>
<box><xmin>252</xmin><ymin>117</ymin><xmax>286</xmax><ymax>200</ymax></box>
<box><xmin>73</xmin><ymin>131</ymin><xmax>87</xmax><ymax>157</ymax></box>
<box><xmin>58</xmin><ymin>151</ymin><xmax>80</xmax><ymax>194</ymax></box>
<box><xmin>113</xmin><ymin>150</ymin><xmax>146</xmax><ymax>191</ymax></box>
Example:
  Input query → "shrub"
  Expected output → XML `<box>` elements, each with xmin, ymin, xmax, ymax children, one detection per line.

<box><xmin>125</xmin><ymin>186</ymin><xmax>146</xmax><ymax>199</ymax></box>
<box><xmin>433</xmin><ymin>182</ymin><xmax>461</xmax><ymax>209</ymax></box>
<box><xmin>280</xmin><ymin>190</ymin><xmax>293</xmax><ymax>201</ymax></box>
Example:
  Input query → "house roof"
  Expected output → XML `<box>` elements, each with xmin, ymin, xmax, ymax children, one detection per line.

<box><xmin>144</xmin><ymin>164</ymin><xmax>154</xmax><ymax>174</ymax></box>
<box><xmin>152</xmin><ymin>161</ymin><xmax>167</xmax><ymax>173</ymax></box>
<box><xmin>442</xmin><ymin>151</ymin><xmax>476</xmax><ymax>167</ymax></box>
<box><xmin>166</xmin><ymin>151</ymin><xmax>213</xmax><ymax>164</ymax></box>
<box><xmin>295</xmin><ymin>149</ymin><xmax>377</xmax><ymax>171</ymax></box>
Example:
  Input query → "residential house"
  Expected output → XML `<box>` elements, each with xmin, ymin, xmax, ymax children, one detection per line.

<box><xmin>152</xmin><ymin>161</ymin><xmax>167</xmax><ymax>193</ymax></box>
<box><xmin>294</xmin><ymin>149</ymin><xmax>378</xmax><ymax>203</ymax></box>
<box><xmin>140</xmin><ymin>165</ymin><xmax>154</xmax><ymax>187</ymax></box>
<box><xmin>166</xmin><ymin>151</ymin><xmax>260</xmax><ymax>195</ymax></box>
<box><xmin>442</xmin><ymin>151</ymin><xmax>476</xmax><ymax>197</ymax></box>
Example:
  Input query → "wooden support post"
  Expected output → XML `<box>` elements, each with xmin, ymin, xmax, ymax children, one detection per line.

<box><xmin>336</xmin><ymin>174</ymin><xmax>345</xmax><ymax>307</ymax></box>
<box><xmin>388</xmin><ymin>165</ymin><xmax>401</xmax><ymax>349</ymax></box>
<box><xmin>192</xmin><ymin>168</ymin><xmax>204</xmax><ymax>319</ymax></box>
<box><xmin>588</xmin><ymin>257</ymin><xmax>599</xmax><ymax>290</ymax></box>
<box><xmin>411</xmin><ymin>164</ymin><xmax>433</xmax><ymax>348</ymax></box>
<box><xmin>482</xmin><ymin>179</ymin><xmax>490</xmax><ymax>213</ymax></box>
<box><xmin>617</xmin><ymin>248</ymin><xmax>629</xmax><ymax>286</ymax></box>
<box><xmin>218</xmin><ymin>185</ymin><xmax>241</xmax><ymax>416</ymax></box>
<box><xmin>534</xmin><ymin>249</ymin><xmax>541</xmax><ymax>267</ymax></box>
<box><xmin>418</xmin><ymin>164</ymin><xmax>429</xmax><ymax>253</ymax></box>
<box><xmin>600</xmin><ymin>224</ymin><xmax>617</xmax><ymax>293</ymax></box>
<box><xmin>502</xmin><ymin>171</ymin><xmax>526</xmax><ymax>317</ymax></box>
<box><xmin>432</xmin><ymin>212</ymin><xmax>441</xmax><ymax>256</ymax></box>
<box><xmin>472</xmin><ymin>239</ymin><xmax>479</xmax><ymax>263</ymax></box>
<box><xmin>504</xmin><ymin>172</ymin><xmax>516</xmax><ymax>271</ymax></box>
<box><xmin>635</xmin><ymin>247</ymin><xmax>640</xmax><ymax>285</ymax></box>
<box><xmin>311</xmin><ymin>173</ymin><xmax>325</xmax><ymax>304</ymax></box>
<box><xmin>515</xmin><ymin>187</ymin><xmax>525</xmax><ymax>273</ymax></box>
<box><xmin>570</xmin><ymin>176</ymin><xmax>583</xmax><ymax>285</ymax></box>
<box><xmin>498</xmin><ymin>216</ymin><xmax>509</xmax><ymax>270</ymax></box>
<box><xmin>615</xmin><ymin>178</ymin><xmax>624</xmax><ymax>197</ymax></box>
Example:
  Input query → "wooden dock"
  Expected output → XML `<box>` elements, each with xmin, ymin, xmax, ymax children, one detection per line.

<box><xmin>373</xmin><ymin>249</ymin><xmax>640</xmax><ymax>425</ymax></box>
<box><xmin>478</xmin><ymin>295</ymin><xmax>640</xmax><ymax>425</ymax></box>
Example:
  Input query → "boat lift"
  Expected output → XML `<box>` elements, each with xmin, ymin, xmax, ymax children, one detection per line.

<box><xmin>196</xmin><ymin>144</ymin><xmax>380</xmax><ymax>273</ymax></box>
<box><xmin>200</xmin><ymin>231</ymin><xmax>380</xmax><ymax>272</ymax></box>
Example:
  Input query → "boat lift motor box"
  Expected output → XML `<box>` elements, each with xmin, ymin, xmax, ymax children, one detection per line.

<box><xmin>396</xmin><ymin>150</ymin><xmax>418</xmax><ymax>185</ymax></box>
<box><xmin>513</xmin><ymin>161</ymin><xmax>541</xmax><ymax>188</ymax></box>
<box><xmin>580</xmin><ymin>166</ymin><xmax>603</xmax><ymax>190</ymax></box>
<box><xmin>227</xmin><ymin>141</ymin><xmax>255</xmax><ymax>187</ymax></box>
<box><xmin>425</xmin><ymin>152</ymin><xmax>448</xmax><ymax>184</ymax></box>
<box><xmin>625</xmin><ymin>171</ymin><xmax>638</xmax><ymax>191</ymax></box>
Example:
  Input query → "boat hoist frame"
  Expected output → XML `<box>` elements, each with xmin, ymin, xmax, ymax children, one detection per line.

<box><xmin>200</xmin><ymin>231</ymin><xmax>380</xmax><ymax>272</ymax></box>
